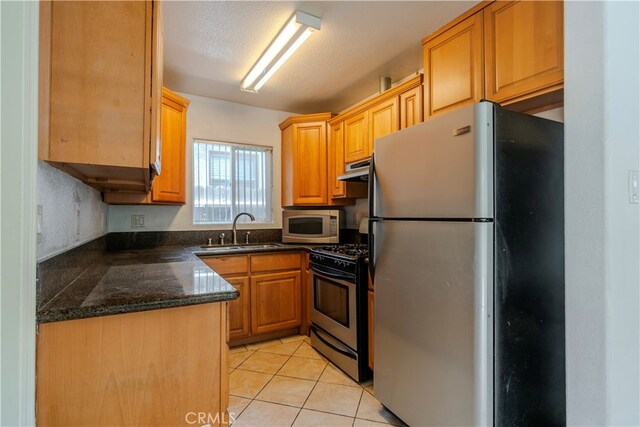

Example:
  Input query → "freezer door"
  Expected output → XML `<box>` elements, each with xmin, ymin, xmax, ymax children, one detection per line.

<box><xmin>373</xmin><ymin>220</ymin><xmax>493</xmax><ymax>426</ymax></box>
<box><xmin>372</xmin><ymin>102</ymin><xmax>493</xmax><ymax>219</ymax></box>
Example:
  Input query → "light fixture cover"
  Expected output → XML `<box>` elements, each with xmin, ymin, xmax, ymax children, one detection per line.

<box><xmin>241</xmin><ymin>11</ymin><xmax>321</xmax><ymax>92</ymax></box>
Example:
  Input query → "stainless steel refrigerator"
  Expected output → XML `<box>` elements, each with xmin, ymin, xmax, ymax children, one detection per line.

<box><xmin>369</xmin><ymin>101</ymin><xmax>564</xmax><ymax>426</ymax></box>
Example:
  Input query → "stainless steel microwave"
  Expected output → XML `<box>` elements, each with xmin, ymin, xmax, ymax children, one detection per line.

<box><xmin>282</xmin><ymin>209</ymin><xmax>342</xmax><ymax>244</ymax></box>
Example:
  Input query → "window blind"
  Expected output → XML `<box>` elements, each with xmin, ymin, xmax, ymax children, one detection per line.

<box><xmin>193</xmin><ymin>140</ymin><xmax>273</xmax><ymax>224</ymax></box>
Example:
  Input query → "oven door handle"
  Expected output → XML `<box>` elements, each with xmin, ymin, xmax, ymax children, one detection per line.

<box><xmin>310</xmin><ymin>325</ymin><xmax>357</xmax><ymax>360</ymax></box>
<box><xmin>310</xmin><ymin>263</ymin><xmax>355</xmax><ymax>282</ymax></box>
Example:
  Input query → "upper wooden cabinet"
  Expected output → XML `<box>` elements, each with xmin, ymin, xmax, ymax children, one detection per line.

<box><xmin>152</xmin><ymin>88</ymin><xmax>189</xmax><ymax>203</ymax></box>
<box><xmin>422</xmin><ymin>0</ymin><xmax>564</xmax><ymax>117</ymax></box>
<box><xmin>400</xmin><ymin>85</ymin><xmax>424</xmax><ymax>129</ymax></box>
<box><xmin>368</xmin><ymin>97</ymin><xmax>399</xmax><ymax>152</ymax></box>
<box><xmin>328</xmin><ymin>122</ymin><xmax>368</xmax><ymax>199</ymax></box>
<box><xmin>332</xmin><ymin>74</ymin><xmax>424</xmax><ymax>164</ymax></box>
<box><xmin>423</xmin><ymin>11</ymin><xmax>484</xmax><ymax>119</ymax></box>
<box><xmin>103</xmin><ymin>88</ymin><xmax>189</xmax><ymax>205</ymax></box>
<box><xmin>343</xmin><ymin>111</ymin><xmax>370</xmax><ymax>163</ymax></box>
<box><xmin>328</xmin><ymin>122</ymin><xmax>347</xmax><ymax>198</ymax></box>
<box><xmin>484</xmin><ymin>0</ymin><xmax>564</xmax><ymax>106</ymax></box>
<box><xmin>39</xmin><ymin>0</ymin><xmax>163</xmax><ymax>193</ymax></box>
<box><xmin>280</xmin><ymin>114</ymin><xmax>331</xmax><ymax>206</ymax></box>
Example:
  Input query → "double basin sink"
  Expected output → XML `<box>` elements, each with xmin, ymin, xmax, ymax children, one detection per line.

<box><xmin>198</xmin><ymin>243</ymin><xmax>286</xmax><ymax>253</ymax></box>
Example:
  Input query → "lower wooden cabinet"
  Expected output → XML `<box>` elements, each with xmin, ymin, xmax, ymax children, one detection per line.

<box><xmin>37</xmin><ymin>303</ymin><xmax>229</xmax><ymax>426</ymax></box>
<box><xmin>302</xmin><ymin>253</ymin><xmax>311</xmax><ymax>335</ymax></box>
<box><xmin>201</xmin><ymin>252</ymin><xmax>304</xmax><ymax>344</ymax></box>
<box><xmin>251</xmin><ymin>271</ymin><xmax>302</xmax><ymax>335</ymax></box>
<box><xmin>368</xmin><ymin>290</ymin><xmax>374</xmax><ymax>370</ymax></box>
<box><xmin>226</xmin><ymin>276</ymin><xmax>251</xmax><ymax>340</ymax></box>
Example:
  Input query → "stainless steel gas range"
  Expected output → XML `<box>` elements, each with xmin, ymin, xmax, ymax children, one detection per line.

<box><xmin>308</xmin><ymin>244</ymin><xmax>371</xmax><ymax>382</ymax></box>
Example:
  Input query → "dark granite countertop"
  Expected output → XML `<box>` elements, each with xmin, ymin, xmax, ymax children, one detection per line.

<box><xmin>37</xmin><ymin>243</ymin><xmax>312</xmax><ymax>324</ymax></box>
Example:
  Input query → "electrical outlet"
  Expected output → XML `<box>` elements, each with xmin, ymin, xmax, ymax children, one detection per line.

<box><xmin>131</xmin><ymin>214</ymin><xmax>145</xmax><ymax>228</ymax></box>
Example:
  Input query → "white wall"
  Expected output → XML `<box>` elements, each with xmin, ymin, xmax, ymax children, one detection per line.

<box><xmin>37</xmin><ymin>162</ymin><xmax>108</xmax><ymax>261</ymax></box>
<box><xmin>0</xmin><ymin>1</ymin><xmax>38</xmax><ymax>424</ymax></box>
<box><xmin>602</xmin><ymin>1</ymin><xmax>639</xmax><ymax>423</ymax></box>
<box><xmin>565</xmin><ymin>1</ymin><xmax>640</xmax><ymax>425</ymax></box>
<box><xmin>108</xmin><ymin>94</ymin><xmax>294</xmax><ymax>232</ymax></box>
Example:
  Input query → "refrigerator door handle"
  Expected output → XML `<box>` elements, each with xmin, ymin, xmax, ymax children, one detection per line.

<box><xmin>368</xmin><ymin>220</ymin><xmax>378</xmax><ymax>281</ymax></box>
<box><xmin>368</xmin><ymin>156</ymin><xmax>375</xmax><ymax>217</ymax></box>
<box><xmin>368</xmin><ymin>157</ymin><xmax>377</xmax><ymax>281</ymax></box>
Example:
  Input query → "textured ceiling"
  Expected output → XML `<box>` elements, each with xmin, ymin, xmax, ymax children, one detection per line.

<box><xmin>163</xmin><ymin>1</ymin><xmax>479</xmax><ymax>114</ymax></box>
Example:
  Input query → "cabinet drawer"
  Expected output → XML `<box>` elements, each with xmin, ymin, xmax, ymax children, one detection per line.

<box><xmin>251</xmin><ymin>253</ymin><xmax>302</xmax><ymax>274</ymax></box>
<box><xmin>201</xmin><ymin>256</ymin><xmax>248</xmax><ymax>276</ymax></box>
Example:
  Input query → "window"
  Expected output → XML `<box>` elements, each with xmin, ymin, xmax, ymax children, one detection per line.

<box><xmin>193</xmin><ymin>139</ymin><xmax>273</xmax><ymax>224</ymax></box>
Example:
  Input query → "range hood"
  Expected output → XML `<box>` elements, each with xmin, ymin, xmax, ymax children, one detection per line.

<box><xmin>338</xmin><ymin>158</ymin><xmax>370</xmax><ymax>181</ymax></box>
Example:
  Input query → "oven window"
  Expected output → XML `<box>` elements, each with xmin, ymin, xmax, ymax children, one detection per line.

<box><xmin>314</xmin><ymin>277</ymin><xmax>349</xmax><ymax>327</ymax></box>
<box><xmin>289</xmin><ymin>217</ymin><xmax>323</xmax><ymax>235</ymax></box>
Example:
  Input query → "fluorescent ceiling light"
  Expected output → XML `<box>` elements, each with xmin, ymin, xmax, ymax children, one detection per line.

<box><xmin>241</xmin><ymin>11</ymin><xmax>321</xmax><ymax>92</ymax></box>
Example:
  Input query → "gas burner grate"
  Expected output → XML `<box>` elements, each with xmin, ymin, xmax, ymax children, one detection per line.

<box><xmin>312</xmin><ymin>244</ymin><xmax>369</xmax><ymax>258</ymax></box>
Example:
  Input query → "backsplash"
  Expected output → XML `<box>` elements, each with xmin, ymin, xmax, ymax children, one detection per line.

<box><xmin>37</xmin><ymin>161</ymin><xmax>108</xmax><ymax>261</ymax></box>
<box><xmin>106</xmin><ymin>229</ymin><xmax>282</xmax><ymax>250</ymax></box>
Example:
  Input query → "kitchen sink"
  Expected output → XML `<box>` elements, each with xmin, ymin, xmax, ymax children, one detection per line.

<box><xmin>199</xmin><ymin>243</ymin><xmax>284</xmax><ymax>252</ymax></box>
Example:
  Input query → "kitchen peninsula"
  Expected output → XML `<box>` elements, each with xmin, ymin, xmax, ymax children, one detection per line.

<box><xmin>36</xmin><ymin>245</ymin><xmax>241</xmax><ymax>426</ymax></box>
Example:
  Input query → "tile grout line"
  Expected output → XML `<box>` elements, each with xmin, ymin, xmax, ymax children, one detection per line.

<box><xmin>277</xmin><ymin>339</ymin><xmax>325</xmax><ymax>426</ymax></box>
<box><xmin>290</xmin><ymin>362</ymin><xmax>328</xmax><ymax>426</ymax></box>
<box><xmin>231</xmin><ymin>337</ymin><xmax>301</xmax><ymax>424</ymax></box>
<box><xmin>239</xmin><ymin>336</ymin><xmax>311</xmax><ymax>426</ymax></box>
<box><xmin>353</xmin><ymin>388</ymin><xmax>366</xmax><ymax>426</ymax></box>
<box><xmin>233</xmin><ymin>336</ymin><xmax>382</xmax><ymax>425</ymax></box>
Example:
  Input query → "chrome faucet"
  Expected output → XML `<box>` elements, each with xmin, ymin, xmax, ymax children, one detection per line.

<box><xmin>232</xmin><ymin>212</ymin><xmax>255</xmax><ymax>244</ymax></box>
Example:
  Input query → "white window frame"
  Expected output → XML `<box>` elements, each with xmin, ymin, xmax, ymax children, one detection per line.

<box><xmin>192</xmin><ymin>139</ymin><xmax>273</xmax><ymax>225</ymax></box>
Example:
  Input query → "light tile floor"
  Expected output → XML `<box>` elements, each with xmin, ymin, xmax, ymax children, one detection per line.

<box><xmin>229</xmin><ymin>335</ymin><xmax>406</xmax><ymax>427</ymax></box>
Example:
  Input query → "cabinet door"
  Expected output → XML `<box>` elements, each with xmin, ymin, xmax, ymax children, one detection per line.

<box><xmin>368</xmin><ymin>290</ymin><xmax>374</xmax><ymax>370</ymax></box>
<box><xmin>293</xmin><ymin>123</ymin><xmax>328</xmax><ymax>205</ymax></box>
<box><xmin>250</xmin><ymin>271</ymin><xmax>301</xmax><ymax>335</ymax></box>
<box><xmin>369</xmin><ymin>97</ymin><xmax>399</xmax><ymax>151</ymax></box>
<box><xmin>423</xmin><ymin>11</ymin><xmax>484</xmax><ymax>119</ymax></box>
<box><xmin>152</xmin><ymin>89</ymin><xmax>188</xmax><ymax>203</ymax></box>
<box><xmin>149</xmin><ymin>0</ymin><xmax>163</xmax><ymax>176</ymax></box>
<box><xmin>343</xmin><ymin>111</ymin><xmax>369</xmax><ymax>163</ymax></box>
<box><xmin>40</xmin><ymin>1</ymin><xmax>160</xmax><ymax>192</ymax></box>
<box><xmin>301</xmin><ymin>264</ymin><xmax>311</xmax><ymax>336</ymax></box>
<box><xmin>226</xmin><ymin>276</ymin><xmax>251</xmax><ymax>341</ymax></box>
<box><xmin>328</xmin><ymin>122</ymin><xmax>346</xmax><ymax>198</ymax></box>
<box><xmin>400</xmin><ymin>86</ymin><xmax>423</xmax><ymax>129</ymax></box>
<box><xmin>484</xmin><ymin>1</ymin><xmax>563</xmax><ymax>106</ymax></box>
